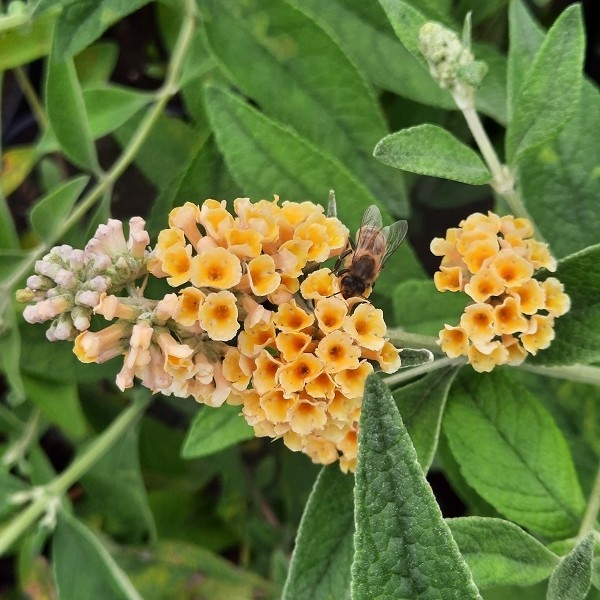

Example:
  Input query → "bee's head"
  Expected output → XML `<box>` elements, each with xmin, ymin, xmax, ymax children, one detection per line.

<box><xmin>340</xmin><ymin>275</ymin><xmax>366</xmax><ymax>299</ymax></box>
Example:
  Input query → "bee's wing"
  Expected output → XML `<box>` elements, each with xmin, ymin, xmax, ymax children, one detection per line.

<box><xmin>354</xmin><ymin>205</ymin><xmax>384</xmax><ymax>250</ymax></box>
<box><xmin>381</xmin><ymin>219</ymin><xmax>408</xmax><ymax>266</ymax></box>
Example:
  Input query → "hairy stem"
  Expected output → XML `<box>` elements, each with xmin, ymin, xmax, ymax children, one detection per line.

<box><xmin>577</xmin><ymin>461</ymin><xmax>600</xmax><ymax>539</ymax></box>
<box><xmin>456</xmin><ymin>98</ymin><xmax>543</xmax><ymax>241</ymax></box>
<box><xmin>384</xmin><ymin>356</ymin><xmax>463</xmax><ymax>387</ymax></box>
<box><xmin>13</xmin><ymin>67</ymin><xmax>48</xmax><ymax>131</ymax></box>
<box><xmin>0</xmin><ymin>394</ymin><xmax>150</xmax><ymax>556</ymax></box>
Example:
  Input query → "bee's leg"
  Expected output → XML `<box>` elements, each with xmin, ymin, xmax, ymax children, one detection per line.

<box><xmin>334</xmin><ymin>246</ymin><xmax>352</xmax><ymax>273</ymax></box>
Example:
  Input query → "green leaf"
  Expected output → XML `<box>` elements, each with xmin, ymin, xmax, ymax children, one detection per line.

<box><xmin>398</xmin><ymin>348</ymin><xmax>433</xmax><ymax>368</ymax></box>
<box><xmin>507</xmin><ymin>0</ymin><xmax>544</xmax><ymax>119</ymax></box>
<box><xmin>53</xmin><ymin>511</ymin><xmax>144</xmax><ymax>600</ymax></box>
<box><xmin>81</xmin><ymin>425</ymin><xmax>155</xmax><ymax>542</ymax></box>
<box><xmin>146</xmin><ymin>135</ymin><xmax>241</xmax><ymax>240</ymax></box>
<box><xmin>29</xmin><ymin>176</ymin><xmax>89</xmax><ymax>244</ymax></box>
<box><xmin>531</xmin><ymin>244</ymin><xmax>600</xmax><ymax>366</ymax></box>
<box><xmin>447</xmin><ymin>517</ymin><xmax>559</xmax><ymax>589</ymax></box>
<box><xmin>377</xmin><ymin>0</ymin><xmax>430</xmax><ymax>70</ymax></box>
<box><xmin>181</xmin><ymin>404</ymin><xmax>254</xmax><ymax>459</ymax></box>
<box><xmin>352</xmin><ymin>374</ymin><xmax>482</xmax><ymax>599</ymax></box>
<box><xmin>45</xmin><ymin>53</ymin><xmax>99</xmax><ymax>172</ymax></box>
<box><xmin>52</xmin><ymin>0</ymin><xmax>153</xmax><ymax>61</ymax></box>
<box><xmin>282</xmin><ymin>466</ymin><xmax>354</xmax><ymax>600</ymax></box>
<box><xmin>288</xmin><ymin>0</ymin><xmax>454</xmax><ymax>110</ymax></box>
<box><xmin>1</xmin><ymin>146</ymin><xmax>39</xmax><ymax>198</ymax></box>
<box><xmin>84</xmin><ymin>86</ymin><xmax>152</xmax><ymax>138</ymax></box>
<box><xmin>204</xmin><ymin>84</ymin><xmax>382</xmax><ymax>233</ymax></box>
<box><xmin>74</xmin><ymin>41</ymin><xmax>119</xmax><ymax>87</ymax></box>
<box><xmin>115</xmin><ymin>539</ymin><xmax>275</xmax><ymax>600</ymax></box>
<box><xmin>22</xmin><ymin>375</ymin><xmax>87</xmax><ymax>440</ymax></box>
<box><xmin>0</xmin><ymin>10</ymin><xmax>56</xmax><ymax>70</ymax></box>
<box><xmin>374</xmin><ymin>124</ymin><xmax>492</xmax><ymax>185</ymax></box>
<box><xmin>505</xmin><ymin>5</ymin><xmax>585</xmax><ymax>162</ymax></box>
<box><xmin>519</xmin><ymin>82</ymin><xmax>600</xmax><ymax>259</ymax></box>
<box><xmin>393</xmin><ymin>366</ymin><xmax>458</xmax><ymax>471</ymax></box>
<box><xmin>199</xmin><ymin>0</ymin><xmax>407</xmax><ymax>214</ymax></box>
<box><xmin>547</xmin><ymin>532</ymin><xmax>595</xmax><ymax>600</ymax></box>
<box><xmin>113</xmin><ymin>112</ymin><xmax>197</xmax><ymax>192</ymax></box>
<box><xmin>443</xmin><ymin>370</ymin><xmax>585</xmax><ymax>538</ymax></box>
<box><xmin>393</xmin><ymin>279</ymin><xmax>469</xmax><ymax>336</ymax></box>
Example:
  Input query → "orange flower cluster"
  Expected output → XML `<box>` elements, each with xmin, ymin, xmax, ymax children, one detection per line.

<box><xmin>238</xmin><ymin>269</ymin><xmax>400</xmax><ymax>473</ymax></box>
<box><xmin>21</xmin><ymin>197</ymin><xmax>403</xmax><ymax>471</ymax></box>
<box><xmin>431</xmin><ymin>212</ymin><xmax>569</xmax><ymax>372</ymax></box>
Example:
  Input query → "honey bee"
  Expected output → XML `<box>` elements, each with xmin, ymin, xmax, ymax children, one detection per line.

<box><xmin>336</xmin><ymin>205</ymin><xmax>408</xmax><ymax>299</ymax></box>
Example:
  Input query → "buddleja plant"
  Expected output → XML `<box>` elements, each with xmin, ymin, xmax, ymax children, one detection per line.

<box><xmin>0</xmin><ymin>0</ymin><xmax>598</xmax><ymax>598</ymax></box>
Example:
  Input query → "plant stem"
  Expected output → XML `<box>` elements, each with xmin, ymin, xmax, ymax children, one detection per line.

<box><xmin>13</xmin><ymin>67</ymin><xmax>48</xmax><ymax>131</ymax></box>
<box><xmin>520</xmin><ymin>363</ymin><xmax>600</xmax><ymax>387</ymax></box>
<box><xmin>0</xmin><ymin>394</ymin><xmax>150</xmax><ymax>556</ymax></box>
<box><xmin>384</xmin><ymin>356</ymin><xmax>463</xmax><ymax>387</ymax></box>
<box><xmin>2</xmin><ymin>409</ymin><xmax>41</xmax><ymax>468</ymax></box>
<box><xmin>456</xmin><ymin>96</ymin><xmax>543</xmax><ymax>240</ymax></box>
<box><xmin>577</xmin><ymin>461</ymin><xmax>600</xmax><ymax>539</ymax></box>
<box><xmin>387</xmin><ymin>329</ymin><xmax>442</xmax><ymax>354</ymax></box>
<box><xmin>1</xmin><ymin>0</ymin><xmax>198</xmax><ymax>294</ymax></box>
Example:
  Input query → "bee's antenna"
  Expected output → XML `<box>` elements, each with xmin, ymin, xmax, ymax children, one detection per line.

<box><xmin>327</xmin><ymin>190</ymin><xmax>337</xmax><ymax>218</ymax></box>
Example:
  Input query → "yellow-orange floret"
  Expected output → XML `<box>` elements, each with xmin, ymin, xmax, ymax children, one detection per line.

<box><xmin>460</xmin><ymin>303</ymin><xmax>495</xmax><ymax>345</ymax></box>
<box><xmin>462</xmin><ymin>238</ymin><xmax>500</xmax><ymax>274</ymax></box>
<box><xmin>73</xmin><ymin>323</ymin><xmax>127</xmax><ymax>363</ymax></box>
<box><xmin>225</xmin><ymin>227</ymin><xmax>262</xmax><ymax>259</ymax></box>
<box><xmin>343</xmin><ymin>303</ymin><xmax>386</xmax><ymax>351</ymax></box>
<box><xmin>278</xmin><ymin>353</ymin><xmax>324</xmax><ymax>395</ymax></box>
<box><xmin>526</xmin><ymin>239</ymin><xmax>557</xmax><ymax>271</ymax></box>
<box><xmin>303</xmin><ymin>436</ymin><xmax>339</xmax><ymax>464</ymax></box>
<box><xmin>190</xmin><ymin>247</ymin><xmax>242</xmax><ymax>289</ymax></box>
<box><xmin>198</xmin><ymin>199</ymin><xmax>234</xmax><ymax>241</ymax></box>
<box><xmin>252</xmin><ymin>350</ymin><xmax>281</xmax><ymax>395</ymax></box>
<box><xmin>490</xmin><ymin>249</ymin><xmax>534</xmax><ymax>288</ymax></box>
<box><xmin>274</xmin><ymin>300</ymin><xmax>314</xmax><ymax>332</ymax></box>
<box><xmin>520</xmin><ymin>314</ymin><xmax>555</xmax><ymax>355</ymax></box>
<box><xmin>305</xmin><ymin>371</ymin><xmax>336</xmax><ymax>399</ymax></box>
<box><xmin>168</xmin><ymin>202</ymin><xmax>202</xmax><ymax>248</ymax></box>
<box><xmin>467</xmin><ymin>341</ymin><xmax>509</xmax><ymax>372</ymax></box>
<box><xmin>333</xmin><ymin>361</ymin><xmax>374</xmax><ymax>398</ymax></box>
<box><xmin>176</xmin><ymin>287</ymin><xmax>205</xmax><ymax>327</ymax></box>
<box><xmin>222</xmin><ymin>347</ymin><xmax>252</xmax><ymax>391</ymax></box>
<box><xmin>432</xmin><ymin>211</ymin><xmax>568</xmax><ymax>372</ymax></box>
<box><xmin>510</xmin><ymin>280</ymin><xmax>546</xmax><ymax>315</ymax></box>
<box><xmin>542</xmin><ymin>277</ymin><xmax>570</xmax><ymax>317</ymax></box>
<box><xmin>493</xmin><ymin>296</ymin><xmax>529</xmax><ymax>335</ymax></box>
<box><xmin>434</xmin><ymin>266</ymin><xmax>464</xmax><ymax>293</ymax></box>
<box><xmin>275</xmin><ymin>331</ymin><xmax>311</xmax><ymax>362</ymax></box>
<box><xmin>259</xmin><ymin>389</ymin><xmax>296</xmax><ymax>424</ymax></box>
<box><xmin>438</xmin><ymin>325</ymin><xmax>469</xmax><ymax>358</ymax></box>
<box><xmin>198</xmin><ymin>290</ymin><xmax>239</xmax><ymax>341</ymax></box>
<box><xmin>247</xmin><ymin>255</ymin><xmax>281</xmax><ymax>297</ymax></box>
<box><xmin>287</xmin><ymin>399</ymin><xmax>328</xmax><ymax>435</ymax></box>
<box><xmin>160</xmin><ymin>244</ymin><xmax>193</xmax><ymax>287</ymax></box>
<box><xmin>315</xmin><ymin>330</ymin><xmax>361</xmax><ymax>373</ymax></box>
<box><xmin>300</xmin><ymin>268</ymin><xmax>338</xmax><ymax>300</ymax></box>
<box><xmin>464</xmin><ymin>266</ymin><xmax>505</xmax><ymax>302</ymax></box>
<box><xmin>238</xmin><ymin>321</ymin><xmax>276</xmax><ymax>357</ymax></box>
<box><xmin>314</xmin><ymin>297</ymin><xmax>347</xmax><ymax>334</ymax></box>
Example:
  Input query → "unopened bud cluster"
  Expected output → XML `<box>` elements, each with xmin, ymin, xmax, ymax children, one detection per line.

<box><xmin>16</xmin><ymin>218</ymin><xmax>150</xmax><ymax>341</ymax></box>
<box><xmin>419</xmin><ymin>22</ymin><xmax>487</xmax><ymax>97</ymax></box>
<box><xmin>431</xmin><ymin>212</ymin><xmax>570</xmax><ymax>372</ymax></box>
<box><xmin>17</xmin><ymin>198</ymin><xmax>403</xmax><ymax>472</ymax></box>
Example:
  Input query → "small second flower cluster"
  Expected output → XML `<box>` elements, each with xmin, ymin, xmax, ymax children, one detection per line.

<box><xmin>431</xmin><ymin>212</ymin><xmax>570</xmax><ymax>372</ymax></box>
